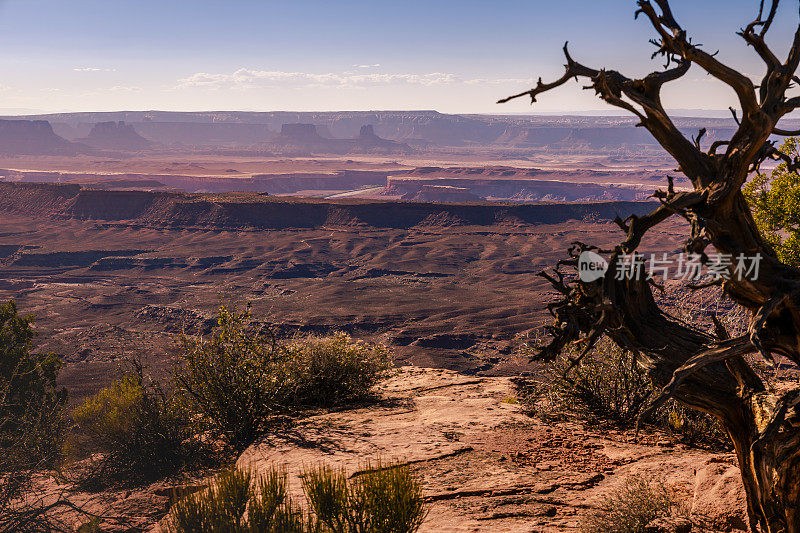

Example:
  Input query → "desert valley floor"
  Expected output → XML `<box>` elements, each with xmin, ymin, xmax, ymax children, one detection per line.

<box><xmin>0</xmin><ymin>184</ymin><xmax>684</xmax><ymax>405</ymax></box>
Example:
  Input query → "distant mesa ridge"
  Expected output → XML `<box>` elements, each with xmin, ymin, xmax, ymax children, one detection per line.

<box><xmin>0</xmin><ymin>111</ymin><xmax>782</xmax><ymax>153</ymax></box>
<box><xmin>78</xmin><ymin>121</ymin><xmax>153</xmax><ymax>151</ymax></box>
<box><xmin>0</xmin><ymin>119</ymin><xmax>85</xmax><ymax>155</ymax></box>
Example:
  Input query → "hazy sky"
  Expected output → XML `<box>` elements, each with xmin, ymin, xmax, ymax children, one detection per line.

<box><xmin>0</xmin><ymin>0</ymin><xmax>798</xmax><ymax>114</ymax></box>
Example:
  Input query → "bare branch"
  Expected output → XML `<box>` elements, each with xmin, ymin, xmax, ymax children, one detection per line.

<box><xmin>773</xmin><ymin>126</ymin><xmax>800</xmax><ymax>136</ymax></box>
<box><xmin>730</xmin><ymin>106</ymin><xmax>742</xmax><ymax>126</ymax></box>
<box><xmin>739</xmin><ymin>0</ymin><xmax>781</xmax><ymax>70</ymax></box>
<box><xmin>497</xmin><ymin>43</ymin><xmax>647</xmax><ymax>121</ymax></box>
<box><xmin>637</xmin><ymin>1</ymin><xmax>759</xmax><ymax>116</ymax></box>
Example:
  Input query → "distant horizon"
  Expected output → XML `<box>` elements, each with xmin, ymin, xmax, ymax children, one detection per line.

<box><xmin>0</xmin><ymin>108</ymin><xmax>784</xmax><ymax>120</ymax></box>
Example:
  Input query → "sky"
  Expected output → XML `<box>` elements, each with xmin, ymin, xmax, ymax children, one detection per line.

<box><xmin>0</xmin><ymin>0</ymin><xmax>798</xmax><ymax>114</ymax></box>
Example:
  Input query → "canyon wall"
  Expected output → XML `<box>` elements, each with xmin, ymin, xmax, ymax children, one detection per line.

<box><xmin>0</xmin><ymin>182</ymin><xmax>658</xmax><ymax>230</ymax></box>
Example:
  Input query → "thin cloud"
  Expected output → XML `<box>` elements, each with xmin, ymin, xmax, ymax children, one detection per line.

<box><xmin>177</xmin><ymin>68</ymin><xmax>531</xmax><ymax>90</ymax></box>
<box><xmin>73</xmin><ymin>67</ymin><xmax>117</xmax><ymax>72</ymax></box>
<box><xmin>108</xmin><ymin>85</ymin><xmax>141</xmax><ymax>92</ymax></box>
<box><xmin>353</xmin><ymin>63</ymin><xmax>381</xmax><ymax>69</ymax></box>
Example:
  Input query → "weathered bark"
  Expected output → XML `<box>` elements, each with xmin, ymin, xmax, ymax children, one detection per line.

<box><xmin>501</xmin><ymin>1</ymin><xmax>800</xmax><ymax>530</ymax></box>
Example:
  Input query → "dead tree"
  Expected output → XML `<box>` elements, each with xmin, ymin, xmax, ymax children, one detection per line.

<box><xmin>500</xmin><ymin>1</ymin><xmax>800</xmax><ymax>530</ymax></box>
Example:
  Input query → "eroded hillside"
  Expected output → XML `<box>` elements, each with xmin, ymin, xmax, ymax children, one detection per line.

<box><xmin>0</xmin><ymin>182</ymin><xmax>688</xmax><ymax>405</ymax></box>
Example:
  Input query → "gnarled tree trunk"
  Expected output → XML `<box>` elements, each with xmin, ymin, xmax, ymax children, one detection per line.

<box><xmin>500</xmin><ymin>1</ymin><xmax>800</xmax><ymax>530</ymax></box>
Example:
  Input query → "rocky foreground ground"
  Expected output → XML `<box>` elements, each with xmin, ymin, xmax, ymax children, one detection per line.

<box><xmin>52</xmin><ymin>367</ymin><xmax>748</xmax><ymax>532</ymax></box>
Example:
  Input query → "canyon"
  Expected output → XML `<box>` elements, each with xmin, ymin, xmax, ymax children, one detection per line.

<box><xmin>0</xmin><ymin>110</ymin><xmax>758</xmax><ymax>531</ymax></box>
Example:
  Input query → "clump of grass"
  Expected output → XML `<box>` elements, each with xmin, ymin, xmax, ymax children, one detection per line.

<box><xmin>166</xmin><ymin>460</ymin><xmax>426</xmax><ymax>533</ymax></box>
<box><xmin>303</xmin><ymin>459</ymin><xmax>427</xmax><ymax>533</ymax></box>
<box><xmin>581</xmin><ymin>475</ymin><xmax>678</xmax><ymax>533</ymax></box>
<box><xmin>166</xmin><ymin>466</ymin><xmax>308</xmax><ymax>533</ymax></box>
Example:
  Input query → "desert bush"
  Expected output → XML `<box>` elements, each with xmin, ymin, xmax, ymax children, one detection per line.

<box><xmin>167</xmin><ymin>460</ymin><xmax>426</xmax><ymax>533</ymax></box>
<box><xmin>580</xmin><ymin>475</ymin><xmax>677</xmax><ymax>533</ymax></box>
<box><xmin>0</xmin><ymin>300</ymin><xmax>67</xmax><ymax>470</ymax></box>
<box><xmin>284</xmin><ymin>332</ymin><xmax>392</xmax><ymax>407</ymax></box>
<box><xmin>0</xmin><ymin>300</ymin><xmax>68</xmax><ymax>531</ymax></box>
<box><xmin>521</xmin><ymin>337</ymin><xmax>728</xmax><ymax>447</ymax></box>
<box><xmin>176</xmin><ymin>304</ymin><xmax>392</xmax><ymax>450</ymax></box>
<box><xmin>175</xmin><ymin>304</ymin><xmax>294</xmax><ymax>450</ymax></box>
<box><xmin>661</xmin><ymin>401</ymin><xmax>729</xmax><ymax>448</ymax></box>
<box><xmin>70</xmin><ymin>358</ymin><xmax>202</xmax><ymax>483</ymax></box>
<box><xmin>303</xmin><ymin>459</ymin><xmax>427</xmax><ymax>533</ymax></box>
<box><xmin>532</xmin><ymin>338</ymin><xmax>652</xmax><ymax>425</ymax></box>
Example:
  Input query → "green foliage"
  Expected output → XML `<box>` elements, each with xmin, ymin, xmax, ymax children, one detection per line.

<box><xmin>744</xmin><ymin>136</ymin><xmax>800</xmax><ymax>265</ymax></box>
<box><xmin>71</xmin><ymin>358</ymin><xmax>201</xmax><ymax>483</ymax></box>
<box><xmin>176</xmin><ymin>305</ymin><xmax>392</xmax><ymax>450</ymax></box>
<box><xmin>167</xmin><ymin>461</ymin><xmax>426</xmax><ymax>533</ymax></box>
<box><xmin>0</xmin><ymin>300</ymin><xmax>67</xmax><ymax>531</ymax></box>
<box><xmin>303</xmin><ymin>459</ymin><xmax>426</xmax><ymax>533</ymax></box>
<box><xmin>284</xmin><ymin>333</ymin><xmax>392</xmax><ymax>407</ymax></box>
<box><xmin>0</xmin><ymin>300</ymin><xmax>66</xmax><ymax>471</ymax></box>
<box><xmin>175</xmin><ymin>304</ymin><xmax>293</xmax><ymax>449</ymax></box>
<box><xmin>580</xmin><ymin>475</ymin><xmax>677</xmax><ymax>533</ymax></box>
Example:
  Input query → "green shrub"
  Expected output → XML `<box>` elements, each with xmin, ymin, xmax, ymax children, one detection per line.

<box><xmin>175</xmin><ymin>305</ymin><xmax>294</xmax><ymax>450</ymax></box>
<box><xmin>744</xmin><ymin>136</ymin><xmax>800</xmax><ymax>266</ymax></box>
<box><xmin>0</xmin><ymin>300</ymin><xmax>68</xmax><ymax>530</ymax></box>
<box><xmin>167</xmin><ymin>460</ymin><xmax>426</xmax><ymax>533</ymax></box>
<box><xmin>71</xmin><ymin>358</ymin><xmax>201</xmax><ymax>483</ymax></box>
<box><xmin>580</xmin><ymin>475</ymin><xmax>677</xmax><ymax>533</ymax></box>
<box><xmin>176</xmin><ymin>304</ymin><xmax>392</xmax><ymax>450</ymax></box>
<box><xmin>0</xmin><ymin>300</ymin><xmax>67</xmax><ymax>471</ymax></box>
<box><xmin>285</xmin><ymin>333</ymin><xmax>392</xmax><ymax>407</ymax></box>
